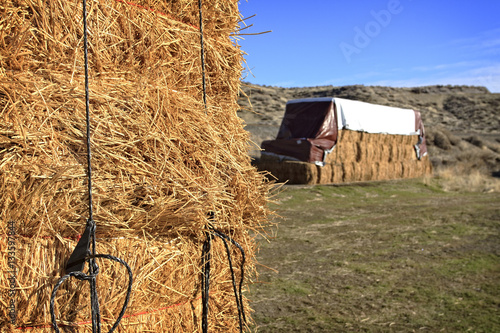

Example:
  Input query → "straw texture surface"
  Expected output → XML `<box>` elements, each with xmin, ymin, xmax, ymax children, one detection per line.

<box><xmin>1</xmin><ymin>0</ymin><xmax>271</xmax><ymax>331</ymax></box>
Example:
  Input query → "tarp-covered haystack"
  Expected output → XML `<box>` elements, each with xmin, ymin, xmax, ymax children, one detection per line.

<box><xmin>258</xmin><ymin>97</ymin><xmax>432</xmax><ymax>184</ymax></box>
<box><xmin>0</xmin><ymin>0</ymin><xmax>271</xmax><ymax>331</ymax></box>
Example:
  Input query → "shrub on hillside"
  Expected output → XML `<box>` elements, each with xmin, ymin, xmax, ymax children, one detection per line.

<box><xmin>427</xmin><ymin>128</ymin><xmax>460</xmax><ymax>150</ymax></box>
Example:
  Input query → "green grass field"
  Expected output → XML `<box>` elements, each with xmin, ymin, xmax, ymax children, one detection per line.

<box><xmin>248</xmin><ymin>177</ymin><xmax>500</xmax><ymax>332</ymax></box>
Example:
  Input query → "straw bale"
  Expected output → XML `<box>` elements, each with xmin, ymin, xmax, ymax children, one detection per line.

<box><xmin>385</xmin><ymin>144</ymin><xmax>394</xmax><ymax>162</ymax></box>
<box><xmin>386</xmin><ymin>163</ymin><xmax>396</xmax><ymax>180</ymax></box>
<box><xmin>404</xmin><ymin>145</ymin><xmax>415</xmax><ymax>161</ymax></box>
<box><xmin>349</xmin><ymin>162</ymin><xmax>358</xmax><ymax>182</ymax></box>
<box><xmin>350</xmin><ymin>163</ymin><xmax>360</xmax><ymax>182</ymax></box>
<box><xmin>364</xmin><ymin>162</ymin><xmax>378</xmax><ymax>181</ymax></box>
<box><xmin>396</xmin><ymin>145</ymin><xmax>403</xmax><ymax>161</ymax></box>
<box><xmin>324</xmin><ymin>151</ymin><xmax>334</xmax><ymax>165</ymax></box>
<box><xmin>355</xmin><ymin>142</ymin><xmax>363</xmax><ymax>162</ymax></box>
<box><xmin>354</xmin><ymin>162</ymin><xmax>369</xmax><ymax>182</ymax></box>
<box><xmin>0</xmin><ymin>234</ymin><xmax>254</xmax><ymax>332</ymax></box>
<box><xmin>358</xmin><ymin>131</ymin><xmax>366</xmax><ymax>144</ymax></box>
<box><xmin>317</xmin><ymin>163</ymin><xmax>332</xmax><ymax>184</ymax></box>
<box><xmin>377</xmin><ymin>161</ymin><xmax>388</xmax><ymax>180</ymax></box>
<box><xmin>372</xmin><ymin>162</ymin><xmax>382</xmax><ymax>181</ymax></box>
<box><xmin>365</xmin><ymin>142</ymin><xmax>375</xmax><ymax>162</ymax></box>
<box><xmin>1</xmin><ymin>0</ymin><xmax>241</xmax><ymax>82</ymax></box>
<box><xmin>404</xmin><ymin>134</ymin><xmax>414</xmax><ymax>146</ymax></box>
<box><xmin>417</xmin><ymin>155</ymin><xmax>433</xmax><ymax>176</ymax></box>
<box><xmin>400</xmin><ymin>144</ymin><xmax>409</xmax><ymax>160</ymax></box>
<box><xmin>1</xmin><ymin>70</ymin><xmax>269</xmax><ymax>238</ymax></box>
<box><xmin>329</xmin><ymin>164</ymin><xmax>341</xmax><ymax>183</ymax></box>
<box><xmin>337</xmin><ymin>129</ymin><xmax>347</xmax><ymax>142</ymax></box>
<box><xmin>342</xmin><ymin>143</ymin><xmax>357</xmax><ymax>164</ymax></box>
<box><xmin>328</xmin><ymin>143</ymin><xmax>342</xmax><ymax>164</ymax></box>
<box><xmin>391</xmin><ymin>162</ymin><xmax>403</xmax><ymax>179</ymax></box>
<box><xmin>259</xmin><ymin>160</ymin><xmax>317</xmax><ymax>185</ymax></box>
<box><xmin>373</xmin><ymin>133</ymin><xmax>384</xmax><ymax>145</ymax></box>
<box><xmin>259</xmin><ymin>153</ymin><xmax>281</xmax><ymax>164</ymax></box>
<box><xmin>354</xmin><ymin>162</ymin><xmax>364</xmax><ymax>182</ymax></box>
<box><xmin>340</xmin><ymin>162</ymin><xmax>352</xmax><ymax>182</ymax></box>
<box><xmin>402</xmin><ymin>161</ymin><xmax>414</xmax><ymax>178</ymax></box>
<box><xmin>324</xmin><ymin>143</ymin><xmax>339</xmax><ymax>165</ymax></box>
<box><xmin>395</xmin><ymin>162</ymin><xmax>404</xmax><ymax>179</ymax></box>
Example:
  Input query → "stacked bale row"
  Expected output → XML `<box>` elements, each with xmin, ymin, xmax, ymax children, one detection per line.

<box><xmin>259</xmin><ymin>130</ymin><xmax>432</xmax><ymax>184</ymax></box>
<box><xmin>0</xmin><ymin>0</ymin><xmax>270</xmax><ymax>332</ymax></box>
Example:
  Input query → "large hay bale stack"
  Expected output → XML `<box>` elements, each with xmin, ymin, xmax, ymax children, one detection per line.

<box><xmin>0</xmin><ymin>0</ymin><xmax>270</xmax><ymax>331</ymax></box>
<box><xmin>259</xmin><ymin>130</ymin><xmax>432</xmax><ymax>184</ymax></box>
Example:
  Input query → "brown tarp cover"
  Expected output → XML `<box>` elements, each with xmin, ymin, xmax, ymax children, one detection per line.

<box><xmin>261</xmin><ymin>98</ymin><xmax>428</xmax><ymax>164</ymax></box>
<box><xmin>261</xmin><ymin>100</ymin><xmax>337</xmax><ymax>163</ymax></box>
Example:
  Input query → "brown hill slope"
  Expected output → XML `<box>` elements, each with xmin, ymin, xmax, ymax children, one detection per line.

<box><xmin>237</xmin><ymin>83</ymin><xmax>500</xmax><ymax>177</ymax></box>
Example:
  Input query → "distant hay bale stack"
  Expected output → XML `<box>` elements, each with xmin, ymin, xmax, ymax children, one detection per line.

<box><xmin>258</xmin><ymin>97</ymin><xmax>432</xmax><ymax>184</ymax></box>
<box><xmin>257</xmin><ymin>97</ymin><xmax>432</xmax><ymax>184</ymax></box>
<box><xmin>259</xmin><ymin>129</ymin><xmax>432</xmax><ymax>185</ymax></box>
<box><xmin>1</xmin><ymin>0</ymin><xmax>271</xmax><ymax>331</ymax></box>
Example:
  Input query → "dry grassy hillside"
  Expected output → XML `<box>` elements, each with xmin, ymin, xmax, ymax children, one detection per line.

<box><xmin>237</xmin><ymin>83</ymin><xmax>500</xmax><ymax>178</ymax></box>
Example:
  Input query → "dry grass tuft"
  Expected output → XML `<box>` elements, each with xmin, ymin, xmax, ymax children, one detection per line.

<box><xmin>425</xmin><ymin>167</ymin><xmax>500</xmax><ymax>192</ymax></box>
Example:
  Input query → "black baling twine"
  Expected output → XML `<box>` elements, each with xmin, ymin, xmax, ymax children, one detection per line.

<box><xmin>50</xmin><ymin>0</ymin><xmax>132</xmax><ymax>331</ymax></box>
<box><xmin>198</xmin><ymin>0</ymin><xmax>207</xmax><ymax>110</ymax></box>
<box><xmin>197</xmin><ymin>1</ymin><xmax>247</xmax><ymax>331</ymax></box>
<box><xmin>201</xmin><ymin>219</ymin><xmax>247</xmax><ymax>333</ymax></box>
<box><xmin>212</xmin><ymin>228</ymin><xmax>247</xmax><ymax>327</ymax></box>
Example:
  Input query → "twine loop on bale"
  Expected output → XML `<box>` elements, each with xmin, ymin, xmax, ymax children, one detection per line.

<box><xmin>50</xmin><ymin>253</ymin><xmax>133</xmax><ymax>333</ymax></box>
<box><xmin>212</xmin><ymin>228</ymin><xmax>247</xmax><ymax>327</ymax></box>
<box><xmin>201</xmin><ymin>214</ymin><xmax>247</xmax><ymax>333</ymax></box>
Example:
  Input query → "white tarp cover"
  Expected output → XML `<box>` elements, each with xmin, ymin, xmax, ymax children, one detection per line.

<box><xmin>287</xmin><ymin>97</ymin><xmax>418</xmax><ymax>135</ymax></box>
<box><xmin>334</xmin><ymin>98</ymin><xmax>417</xmax><ymax>135</ymax></box>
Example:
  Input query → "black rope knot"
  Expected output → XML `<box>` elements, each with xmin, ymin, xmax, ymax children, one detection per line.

<box><xmin>72</xmin><ymin>266</ymin><xmax>99</xmax><ymax>281</ymax></box>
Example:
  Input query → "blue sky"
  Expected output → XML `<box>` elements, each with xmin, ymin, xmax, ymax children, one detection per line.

<box><xmin>237</xmin><ymin>0</ymin><xmax>500</xmax><ymax>92</ymax></box>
